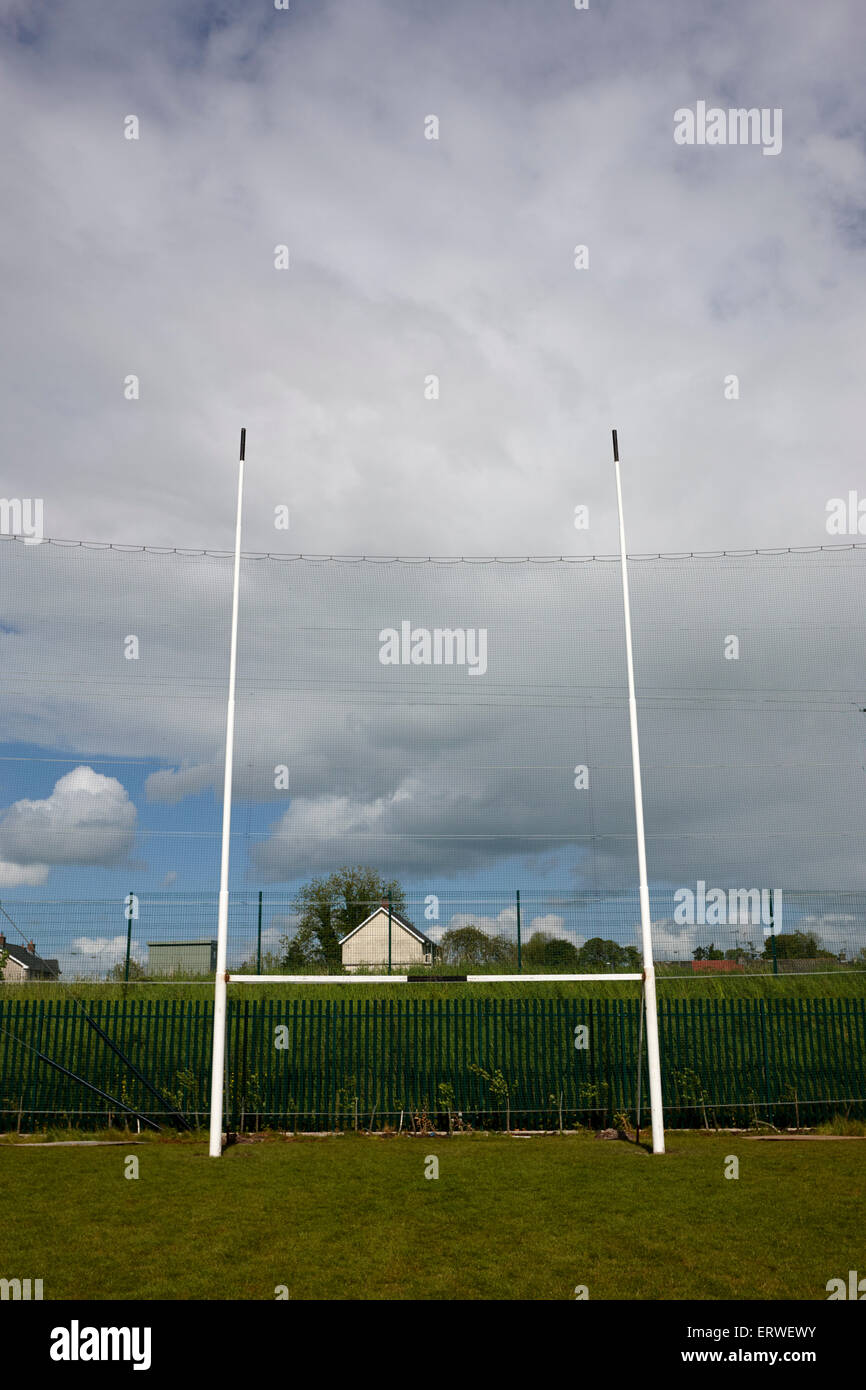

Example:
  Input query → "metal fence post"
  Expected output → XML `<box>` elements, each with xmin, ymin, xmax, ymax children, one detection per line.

<box><xmin>256</xmin><ymin>891</ymin><xmax>263</xmax><ymax>975</ymax></box>
<box><xmin>516</xmin><ymin>889</ymin><xmax>522</xmax><ymax>973</ymax></box>
<box><xmin>124</xmin><ymin>890</ymin><xmax>133</xmax><ymax>983</ymax></box>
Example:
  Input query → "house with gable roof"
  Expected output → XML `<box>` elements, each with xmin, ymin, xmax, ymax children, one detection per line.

<box><xmin>0</xmin><ymin>933</ymin><xmax>60</xmax><ymax>982</ymax></box>
<box><xmin>339</xmin><ymin>903</ymin><xmax>438</xmax><ymax>972</ymax></box>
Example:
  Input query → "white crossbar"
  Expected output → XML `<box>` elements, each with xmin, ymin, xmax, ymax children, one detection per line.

<box><xmin>228</xmin><ymin>972</ymin><xmax>642</xmax><ymax>984</ymax></box>
<box><xmin>466</xmin><ymin>973</ymin><xmax>641</xmax><ymax>983</ymax></box>
<box><xmin>229</xmin><ymin>974</ymin><xmax>409</xmax><ymax>984</ymax></box>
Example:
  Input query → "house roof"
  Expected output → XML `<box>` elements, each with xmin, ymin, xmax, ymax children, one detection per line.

<box><xmin>2</xmin><ymin>941</ymin><xmax>58</xmax><ymax>975</ymax></box>
<box><xmin>339</xmin><ymin>906</ymin><xmax>436</xmax><ymax>949</ymax></box>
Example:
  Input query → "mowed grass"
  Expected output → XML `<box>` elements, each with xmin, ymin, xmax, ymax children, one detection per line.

<box><xmin>1</xmin><ymin>1131</ymin><xmax>862</xmax><ymax>1300</ymax></box>
<box><xmin>3</xmin><ymin>970</ymin><xmax>865</xmax><ymax>1003</ymax></box>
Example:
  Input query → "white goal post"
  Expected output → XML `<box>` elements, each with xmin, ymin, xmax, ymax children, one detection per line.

<box><xmin>208</xmin><ymin>428</ymin><xmax>666</xmax><ymax>1155</ymax></box>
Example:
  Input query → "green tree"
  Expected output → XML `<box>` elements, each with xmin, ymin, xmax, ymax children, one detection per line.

<box><xmin>235</xmin><ymin>950</ymin><xmax>287</xmax><ymax>976</ymax></box>
<box><xmin>438</xmin><ymin>925</ymin><xmax>514</xmax><ymax>966</ymax></box>
<box><xmin>543</xmin><ymin>937</ymin><xmax>581</xmax><ymax>971</ymax></box>
<box><xmin>522</xmin><ymin>931</ymin><xmax>553</xmax><ymax>969</ymax></box>
<box><xmin>522</xmin><ymin>932</ymin><xmax>581</xmax><ymax>972</ymax></box>
<box><xmin>577</xmin><ymin>937</ymin><xmax>637</xmax><ymax>970</ymax></box>
<box><xmin>281</xmin><ymin>937</ymin><xmax>311</xmax><ymax>972</ymax></box>
<box><xmin>622</xmin><ymin>944</ymin><xmax>642</xmax><ymax>970</ymax></box>
<box><xmin>107</xmin><ymin>958</ymin><xmax>147</xmax><ymax>981</ymax></box>
<box><xmin>763</xmin><ymin>931</ymin><xmax>835</xmax><ymax>961</ymax></box>
<box><xmin>725</xmin><ymin>944</ymin><xmax>758</xmax><ymax>962</ymax></box>
<box><xmin>693</xmin><ymin>943</ymin><xmax>724</xmax><ymax>961</ymax></box>
<box><xmin>279</xmin><ymin>866</ymin><xmax>407</xmax><ymax>970</ymax></box>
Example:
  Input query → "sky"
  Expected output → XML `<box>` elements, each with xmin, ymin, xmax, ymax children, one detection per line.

<box><xmin>0</xmin><ymin>0</ymin><xmax>864</xmax><ymax>972</ymax></box>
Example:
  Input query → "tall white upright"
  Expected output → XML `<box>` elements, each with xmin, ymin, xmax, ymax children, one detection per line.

<box><xmin>612</xmin><ymin>429</ymin><xmax>665</xmax><ymax>1154</ymax></box>
<box><xmin>209</xmin><ymin>428</ymin><xmax>246</xmax><ymax>1157</ymax></box>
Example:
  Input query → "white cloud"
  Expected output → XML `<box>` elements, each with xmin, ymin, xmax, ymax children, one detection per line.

<box><xmin>649</xmin><ymin>919</ymin><xmax>704</xmax><ymax>961</ymax></box>
<box><xmin>798</xmin><ymin>914</ymin><xmax>856</xmax><ymax>929</ymax></box>
<box><xmin>0</xmin><ymin>860</ymin><xmax>49</xmax><ymax>886</ymax></box>
<box><xmin>433</xmin><ymin>907</ymin><xmax>575</xmax><ymax>945</ymax></box>
<box><xmin>68</xmin><ymin>934</ymin><xmax>147</xmax><ymax>977</ymax></box>
<box><xmin>268</xmin><ymin>915</ymin><xmax>300</xmax><ymax>936</ymax></box>
<box><xmin>259</xmin><ymin>925</ymin><xmax>288</xmax><ymax>947</ymax></box>
<box><xmin>527</xmin><ymin>914</ymin><xmax>575</xmax><ymax>942</ymax></box>
<box><xmin>0</xmin><ymin>766</ymin><xmax>136</xmax><ymax>872</ymax></box>
<box><xmin>71</xmin><ymin>933</ymin><xmax>144</xmax><ymax>961</ymax></box>
<box><xmin>252</xmin><ymin>787</ymin><xmax>421</xmax><ymax>880</ymax></box>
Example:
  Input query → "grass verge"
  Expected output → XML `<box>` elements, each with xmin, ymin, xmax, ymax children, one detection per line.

<box><xmin>0</xmin><ymin>1130</ymin><xmax>860</xmax><ymax>1299</ymax></box>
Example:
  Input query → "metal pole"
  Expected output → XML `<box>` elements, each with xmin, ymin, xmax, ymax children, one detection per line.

<box><xmin>257</xmin><ymin>890</ymin><xmax>263</xmax><ymax>975</ymax></box>
<box><xmin>387</xmin><ymin>894</ymin><xmax>392</xmax><ymax>976</ymax></box>
<box><xmin>124</xmin><ymin>890</ymin><xmax>133</xmax><ymax>983</ymax></box>
<box><xmin>516</xmin><ymin>889</ymin><xmax>522</xmax><ymax>973</ymax></box>
<box><xmin>209</xmin><ymin>427</ymin><xmax>246</xmax><ymax>1157</ymax></box>
<box><xmin>612</xmin><ymin>429</ymin><xmax>665</xmax><ymax>1155</ymax></box>
<box><xmin>769</xmin><ymin>888</ymin><xmax>778</xmax><ymax>976</ymax></box>
<box><xmin>635</xmin><ymin>978</ymin><xmax>645</xmax><ymax>1146</ymax></box>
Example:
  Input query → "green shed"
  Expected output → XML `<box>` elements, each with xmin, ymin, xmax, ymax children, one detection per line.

<box><xmin>147</xmin><ymin>940</ymin><xmax>218</xmax><ymax>976</ymax></box>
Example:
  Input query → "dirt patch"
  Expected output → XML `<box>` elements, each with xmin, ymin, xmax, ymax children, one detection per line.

<box><xmin>6</xmin><ymin>1139</ymin><xmax>145</xmax><ymax>1148</ymax></box>
<box><xmin>745</xmin><ymin>1134</ymin><xmax>866</xmax><ymax>1141</ymax></box>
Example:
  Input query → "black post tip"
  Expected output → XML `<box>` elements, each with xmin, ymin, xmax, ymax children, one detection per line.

<box><xmin>611</xmin><ymin>429</ymin><xmax>619</xmax><ymax>462</ymax></box>
<box><xmin>239</xmin><ymin>427</ymin><xmax>246</xmax><ymax>461</ymax></box>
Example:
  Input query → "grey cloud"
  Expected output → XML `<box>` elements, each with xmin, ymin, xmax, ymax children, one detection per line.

<box><xmin>4</xmin><ymin>539</ymin><xmax>866</xmax><ymax>889</ymax></box>
<box><xmin>146</xmin><ymin>763</ymin><xmax>220</xmax><ymax>803</ymax></box>
<box><xmin>2</xmin><ymin>1</ymin><xmax>865</xmax><ymax>905</ymax></box>
<box><xmin>0</xmin><ymin>1</ymin><xmax>864</xmax><ymax>557</ymax></box>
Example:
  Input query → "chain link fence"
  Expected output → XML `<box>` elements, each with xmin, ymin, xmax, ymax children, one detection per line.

<box><xmin>1</xmin><ymin>888</ymin><xmax>865</xmax><ymax>983</ymax></box>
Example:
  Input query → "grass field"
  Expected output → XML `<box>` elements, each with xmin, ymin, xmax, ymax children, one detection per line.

<box><xmin>3</xmin><ymin>970</ymin><xmax>865</xmax><ymax>1003</ymax></box>
<box><xmin>1</xmin><ymin>1130</ymin><xmax>863</xmax><ymax>1299</ymax></box>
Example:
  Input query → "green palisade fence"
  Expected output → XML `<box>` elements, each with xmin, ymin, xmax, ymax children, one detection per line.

<box><xmin>0</xmin><ymin>997</ymin><xmax>864</xmax><ymax>1132</ymax></box>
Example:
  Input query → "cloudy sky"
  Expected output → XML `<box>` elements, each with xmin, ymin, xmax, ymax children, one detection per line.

<box><xmin>1</xmin><ymin>0</ymin><xmax>864</xmax><ymax>969</ymax></box>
